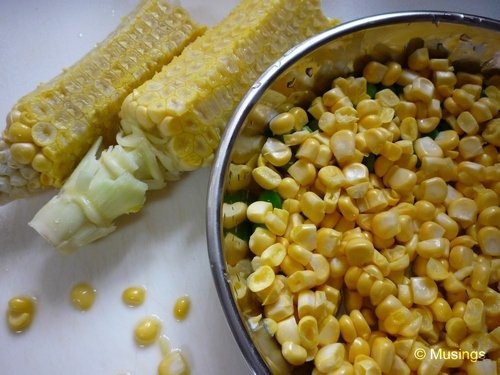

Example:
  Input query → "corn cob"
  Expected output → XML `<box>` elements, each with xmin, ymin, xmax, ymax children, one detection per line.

<box><xmin>0</xmin><ymin>0</ymin><xmax>205</xmax><ymax>205</ymax></box>
<box><xmin>30</xmin><ymin>0</ymin><xmax>336</xmax><ymax>252</ymax></box>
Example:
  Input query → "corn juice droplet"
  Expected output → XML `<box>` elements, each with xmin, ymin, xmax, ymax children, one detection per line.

<box><xmin>173</xmin><ymin>295</ymin><xmax>191</xmax><ymax>321</ymax></box>
<box><xmin>70</xmin><ymin>283</ymin><xmax>96</xmax><ymax>311</ymax></box>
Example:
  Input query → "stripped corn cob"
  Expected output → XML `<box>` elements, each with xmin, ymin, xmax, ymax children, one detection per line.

<box><xmin>30</xmin><ymin>0</ymin><xmax>336</xmax><ymax>252</ymax></box>
<box><xmin>0</xmin><ymin>0</ymin><xmax>204</xmax><ymax>205</ymax></box>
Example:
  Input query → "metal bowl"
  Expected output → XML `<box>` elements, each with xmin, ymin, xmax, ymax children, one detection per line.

<box><xmin>207</xmin><ymin>11</ymin><xmax>500</xmax><ymax>375</ymax></box>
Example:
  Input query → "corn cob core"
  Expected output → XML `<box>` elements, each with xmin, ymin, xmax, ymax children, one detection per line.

<box><xmin>119</xmin><ymin>0</ymin><xmax>335</xmax><ymax>176</ymax></box>
<box><xmin>0</xmin><ymin>0</ymin><xmax>204</xmax><ymax>204</ymax></box>
<box><xmin>30</xmin><ymin>0</ymin><xmax>336</xmax><ymax>251</ymax></box>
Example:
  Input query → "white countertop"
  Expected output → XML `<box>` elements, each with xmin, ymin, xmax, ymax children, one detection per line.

<box><xmin>0</xmin><ymin>1</ymin><xmax>498</xmax><ymax>374</ymax></box>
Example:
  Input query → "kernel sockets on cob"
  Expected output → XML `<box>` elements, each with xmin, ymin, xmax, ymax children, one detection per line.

<box><xmin>0</xmin><ymin>0</ymin><xmax>205</xmax><ymax>205</ymax></box>
<box><xmin>30</xmin><ymin>0</ymin><xmax>336</xmax><ymax>251</ymax></box>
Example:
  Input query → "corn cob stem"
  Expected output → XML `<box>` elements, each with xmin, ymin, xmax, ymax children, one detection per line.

<box><xmin>30</xmin><ymin>0</ymin><xmax>336</xmax><ymax>252</ymax></box>
<box><xmin>0</xmin><ymin>0</ymin><xmax>204</xmax><ymax>205</ymax></box>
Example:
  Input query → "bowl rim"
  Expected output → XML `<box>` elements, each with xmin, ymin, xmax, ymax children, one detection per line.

<box><xmin>206</xmin><ymin>10</ymin><xmax>500</xmax><ymax>375</ymax></box>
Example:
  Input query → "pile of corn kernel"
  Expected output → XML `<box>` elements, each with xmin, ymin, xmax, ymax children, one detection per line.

<box><xmin>223</xmin><ymin>46</ymin><xmax>500</xmax><ymax>374</ymax></box>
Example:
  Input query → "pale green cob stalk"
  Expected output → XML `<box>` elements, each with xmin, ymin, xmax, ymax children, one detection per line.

<box><xmin>30</xmin><ymin>0</ymin><xmax>336</xmax><ymax>252</ymax></box>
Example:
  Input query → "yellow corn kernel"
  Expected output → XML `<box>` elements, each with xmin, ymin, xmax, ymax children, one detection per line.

<box><xmin>384</xmin><ymin>305</ymin><xmax>414</xmax><ymax>335</ymax></box>
<box><xmin>458</xmin><ymin>135</ymin><xmax>483</xmax><ymax>159</ymax></box>
<box><xmin>344</xmin><ymin>266</ymin><xmax>364</xmax><ymax>291</ymax></box>
<box><xmin>465</xmin><ymin>359</ymin><xmax>497</xmax><ymax>375</ymax></box>
<box><xmin>338</xmin><ymin>195</ymin><xmax>359</xmax><ymax>221</ymax></box>
<box><xmin>264</xmin><ymin>292</ymin><xmax>294</xmax><ymax>322</ymax></box>
<box><xmin>410</xmin><ymin>277</ymin><xmax>438</xmax><ymax>305</ymax></box>
<box><xmin>478</xmin><ymin>206</ymin><xmax>500</xmax><ymax>228</ymax></box>
<box><xmin>385</xmin><ymin>167</ymin><xmax>417</xmax><ymax>195</ymax></box>
<box><xmin>345</xmin><ymin>238</ymin><xmax>374</xmax><ymax>267</ymax></box>
<box><xmin>318</xmin><ymin>315</ymin><xmax>340</xmax><ymax>346</ymax></box>
<box><xmin>315</xmin><ymin>343</ymin><xmax>345</xmax><ymax>373</ymax></box>
<box><xmin>222</xmin><ymin>202</ymin><xmax>248</xmax><ymax>229</ymax></box>
<box><xmin>376</xmin><ymin>88</ymin><xmax>400</xmax><ymax>108</ymax></box>
<box><xmin>288</xmin><ymin>243</ymin><xmax>313</xmax><ymax>266</ymax></box>
<box><xmin>247</xmin><ymin>265</ymin><xmax>275</xmax><ymax>293</ymax></box>
<box><xmin>275</xmin><ymin>315</ymin><xmax>300</xmax><ymax>345</ymax></box>
<box><xmin>247</xmin><ymin>201</ymin><xmax>273</xmax><ymax>224</ymax></box>
<box><xmin>286</xmin><ymin>270</ymin><xmax>317</xmax><ymax>293</ymax></box>
<box><xmin>471</xmin><ymin>260</ymin><xmax>491</xmax><ymax>291</ymax></box>
<box><xmin>348</xmin><ymin>337</ymin><xmax>370</xmax><ymax>363</ymax></box>
<box><xmin>414</xmin><ymin>137</ymin><xmax>443</xmax><ymax>160</ymax></box>
<box><xmin>380</xmin><ymin>141</ymin><xmax>402</xmax><ymax>162</ymax></box>
<box><xmin>329</xmin><ymin>256</ymin><xmax>349</xmax><ymax>279</ymax></box>
<box><xmin>330</xmin><ymin>130</ymin><xmax>355</xmax><ymax>166</ymax></box>
<box><xmin>477</xmin><ymin>226</ymin><xmax>500</xmax><ymax>257</ymax></box>
<box><xmin>262</xmin><ymin>138</ymin><xmax>292</xmax><ymax>167</ymax></box>
<box><xmin>281</xmin><ymin>341</ymin><xmax>307</xmax><ymax>366</ymax></box>
<box><xmin>457</xmin><ymin>111</ymin><xmax>479</xmax><ymax>135</ymax></box>
<box><xmin>299</xmin><ymin>191</ymin><xmax>325</xmax><ymax>225</ymax></box>
<box><xmin>249</xmin><ymin>227</ymin><xmax>276</xmax><ymax>256</ymax></box>
<box><xmin>353</xmin><ymin>355</ymin><xmax>382</xmax><ymax>375</ymax></box>
<box><xmin>287</xmin><ymin>159</ymin><xmax>316</xmax><ymax>186</ymax></box>
<box><xmin>434</xmin><ymin>212</ymin><xmax>459</xmax><ymax>240</ymax></box>
<box><xmin>363</xmin><ymin>61</ymin><xmax>388</xmax><ymax>83</ymax></box>
<box><xmin>470</xmin><ymin>100</ymin><xmax>493</xmax><ymax>123</ymax></box>
<box><xmin>482</xmin><ymin>118</ymin><xmax>500</xmax><ymax>146</ymax></box>
<box><xmin>260</xmin><ymin>243</ymin><xmax>287</xmax><ymax>268</ymax></box>
<box><xmin>318</xmin><ymin>111</ymin><xmax>338</xmax><ymax>135</ymax></box>
<box><xmin>447</xmin><ymin>197</ymin><xmax>478</xmax><ymax>228</ymax></box>
<box><xmin>280</xmin><ymin>254</ymin><xmax>304</xmax><ymax>276</ymax></box>
<box><xmin>371</xmin><ymin>210</ymin><xmax>400</xmax><ymax>240</ymax></box>
<box><xmin>224</xmin><ymin>233</ymin><xmax>249</xmax><ymax>266</ymax></box>
<box><xmin>417</xmin><ymin>117</ymin><xmax>440</xmax><ymax>133</ymax></box>
<box><xmin>278</xmin><ymin>177</ymin><xmax>300</xmax><ymax>199</ymax></box>
<box><xmin>270</xmin><ymin>112</ymin><xmax>296</xmax><ymax>135</ymax></box>
<box><xmin>288</xmin><ymin>107</ymin><xmax>309</xmax><ymax>130</ymax></box>
<box><xmin>445</xmin><ymin>316</ymin><xmax>468</xmax><ymax>345</ymax></box>
<box><xmin>339</xmin><ymin>315</ymin><xmax>357</xmax><ymax>343</ymax></box>
<box><xmin>399</xmin><ymin>117</ymin><xmax>419</xmax><ymax>141</ymax></box>
<box><xmin>408</xmin><ymin>77</ymin><xmax>435</xmax><ymax>103</ymax></box>
<box><xmin>463</xmin><ymin>298</ymin><xmax>486</xmax><ymax>333</ymax></box>
<box><xmin>416</xmin><ymin>238</ymin><xmax>449</xmax><ymax>258</ymax></box>
<box><xmin>350</xmin><ymin>309</ymin><xmax>371</xmax><ymax>339</ymax></box>
<box><xmin>317</xmin><ymin>165</ymin><xmax>346</xmax><ymax>190</ymax></box>
<box><xmin>417</xmin><ymin>177</ymin><xmax>447</xmax><ymax>204</ymax></box>
<box><xmin>10</xmin><ymin>142</ymin><xmax>37</xmax><ymax>165</ymax></box>
<box><xmin>316</xmin><ymin>228</ymin><xmax>341</xmax><ymax>257</ymax></box>
<box><xmin>412</xmin><ymin>200</ymin><xmax>435</xmax><ymax>221</ymax></box>
<box><xmin>381</xmin><ymin>61</ymin><xmax>402</xmax><ymax>86</ymax></box>
<box><xmin>426</xmin><ymin>258</ymin><xmax>449</xmax><ymax>281</ymax></box>
<box><xmin>429</xmin><ymin>297</ymin><xmax>452</xmax><ymax>322</ymax></box>
<box><xmin>252</xmin><ymin>166</ymin><xmax>282</xmax><ymax>190</ymax></box>
<box><xmin>296</xmin><ymin>137</ymin><xmax>320</xmax><ymax>162</ymax></box>
<box><xmin>408</xmin><ymin>47</ymin><xmax>429</xmax><ymax>71</ymax></box>
<box><xmin>375</xmin><ymin>295</ymin><xmax>403</xmax><ymax>319</ymax></box>
<box><xmin>290</xmin><ymin>223</ymin><xmax>316</xmax><ymax>251</ymax></box>
<box><xmin>371</xmin><ymin>336</ymin><xmax>395</xmax><ymax>373</ymax></box>
<box><xmin>298</xmin><ymin>315</ymin><xmax>319</xmax><ymax>350</ymax></box>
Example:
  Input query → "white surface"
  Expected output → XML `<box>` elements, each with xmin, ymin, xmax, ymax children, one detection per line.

<box><xmin>0</xmin><ymin>1</ymin><xmax>498</xmax><ymax>375</ymax></box>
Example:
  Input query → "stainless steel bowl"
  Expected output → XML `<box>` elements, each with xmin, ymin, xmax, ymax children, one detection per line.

<box><xmin>207</xmin><ymin>11</ymin><xmax>500</xmax><ymax>375</ymax></box>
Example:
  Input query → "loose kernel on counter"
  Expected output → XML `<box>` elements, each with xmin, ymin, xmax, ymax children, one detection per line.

<box><xmin>6</xmin><ymin>295</ymin><xmax>36</xmax><ymax>333</ymax></box>
<box><xmin>70</xmin><ymin>283</ymin><xmax>96</xmax><ymax>311</ymax></box>
<box><xmin>122</xmin><ymin>286</ymin><xmax>146</xmax><ymax>307</ymax></box>
<box><xmin>173</xmin><ymin>295</ymin><xmax>191</xmax><ymax>321</ymax></box>
<box><xmin>224</xmin><ymin>44</ymin><xmax>500</xmax><ymax>374</ymax></box>
<box><xmin>134</xmin><ymin>315</ymin><xmax>162</xmax><ymax>347</ymax></box>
